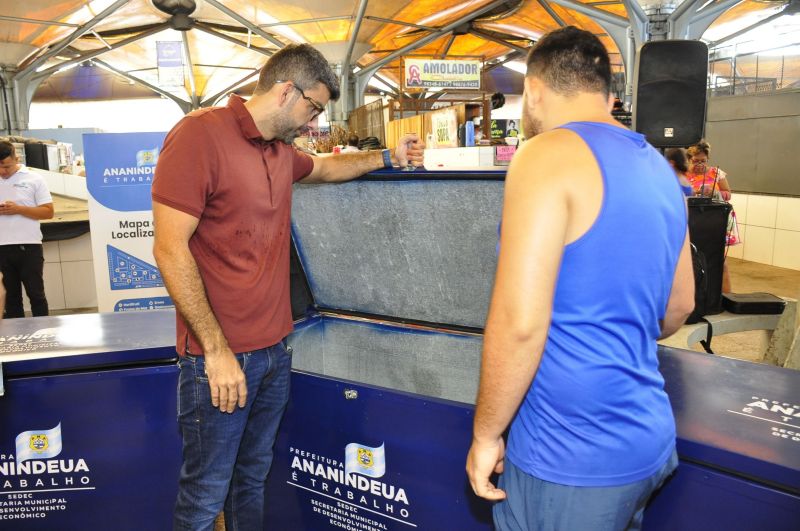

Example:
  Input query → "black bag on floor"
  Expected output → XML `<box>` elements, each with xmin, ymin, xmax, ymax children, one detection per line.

<box><xmin>722</xmin><ymin>293</ymin><xmax>786</xmax><ymax>315</ymax></box>
<box><xmin>686</xmin><ymin>243</ymin><xmax>708</xmax><ymax>324</ymax></box>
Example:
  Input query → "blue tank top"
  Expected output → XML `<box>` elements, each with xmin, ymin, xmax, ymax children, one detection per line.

<box><xmin>506</xmin><ymin>122</ymin><xmax>687</xmax><ymax>487</ymax></box>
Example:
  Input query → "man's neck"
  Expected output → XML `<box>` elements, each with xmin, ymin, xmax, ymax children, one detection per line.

<box><xmin>542</xmin><ymin>93</ymin><xmax>619</xmax><ymax>132</ymax></box>
<box><xmin>243</xmin><ymin>93</ymin><xmax>278</xmax><ymax>141</ymax></box>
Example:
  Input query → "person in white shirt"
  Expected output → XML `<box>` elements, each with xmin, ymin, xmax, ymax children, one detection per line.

<box><xmin>0</xmin><ymin>140</ymin><xmax>54</xmax><ymax>318</ymax></box>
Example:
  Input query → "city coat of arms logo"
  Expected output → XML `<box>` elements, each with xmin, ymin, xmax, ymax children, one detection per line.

<box><xmin>345</xmin><ymin>442</ymin><xmax>386</xmax><ymax>479</ymax></box>
<box><xmin>29</xmin><ymin>434</ymin><xmax>49</xmax><ymax>452</ymax></box>
<box><xmin>357</xmin><ymin>447</ymin><xmax>374</xmax><ymax>468</ymax></box>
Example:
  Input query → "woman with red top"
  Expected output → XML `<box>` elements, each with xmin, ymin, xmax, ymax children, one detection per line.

<box><xmin>686</xmin><ymin>140</ymin><xmax>734</xmax><ymax>292</ymax></box>
<box><xmin>686</xmin><ymin>140</ymin><xmax>732</xmax><ymax>201</ymax></box>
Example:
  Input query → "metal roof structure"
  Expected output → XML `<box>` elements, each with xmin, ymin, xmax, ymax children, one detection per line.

<box><xmin>0</xmin><ymin>0</ymin><xmax>797</xmax><ymax>128</ymax></box>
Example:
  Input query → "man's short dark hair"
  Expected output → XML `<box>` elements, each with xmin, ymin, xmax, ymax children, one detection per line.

<box><xmin>526</xmin><ymin>26</ymin><xmax>612</xmax><ymax>96</ymax></box>
<box><xmin>0</xmin><ymin>140</ymin><xmax>15</xmax><ymax>160</ymax></box>
<box><xmin>254</xmin><ymin>44</ymin><xmax>340</xmax><ymax>101</ymax></box>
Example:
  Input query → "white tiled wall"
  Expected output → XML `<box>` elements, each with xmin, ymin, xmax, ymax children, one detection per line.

<box><xmin>729</xmin><ymin>192</ymin><xmax>800</xmax><ymax>271</ymax></box>
<box><xmin>23</xmin><ymin>233</ymin><xmax>97</xmax><ymax>313</ymax></box>
<box><xmin>776</xmin><ymin>197</ymin><xmax>800</xmax><ymax>232</ymax></box>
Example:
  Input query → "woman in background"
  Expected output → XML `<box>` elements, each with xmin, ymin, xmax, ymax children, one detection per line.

<box><xmin>665</xmin><ymin>148</ymin><xmax>693</xmax><ymax>197</ymax></box>
<box><xmin>686</xmin><ymin>141</ymin><xmax>734</xmax><ymax>293</ymax></box>
<box><xmin>686</xmin><ymin>140</ymin><xmax>732</xmax><ymax>201</ymax></box>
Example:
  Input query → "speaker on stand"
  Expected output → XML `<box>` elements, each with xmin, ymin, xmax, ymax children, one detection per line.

<box><xmin>633</xmin><ymin>40</ymin><xmax>709</xmax><ymax>148</ymax></box>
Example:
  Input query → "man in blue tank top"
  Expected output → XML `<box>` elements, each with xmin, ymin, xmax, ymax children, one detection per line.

<box><xmin>466</xmin><ymin>27</ymin><xmax>695</xmax><ymax>530</ymax></box>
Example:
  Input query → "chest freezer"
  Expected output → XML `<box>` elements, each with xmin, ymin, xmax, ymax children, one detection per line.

<box><xmin>0</xmin><ymin>311</ymin><xmax>180</xmax><ymax>530</ymax></box>
<box><xmin>264</xmin><ymin>170</ymin><xmax>800</xmax><ymax>530</ymax></box>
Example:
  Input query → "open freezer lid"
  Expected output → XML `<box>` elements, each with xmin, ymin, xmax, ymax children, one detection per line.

<box><xmin>290</xmin><ymin>169</ymin><xmax>505</xmax><ymax>330</ymax></box>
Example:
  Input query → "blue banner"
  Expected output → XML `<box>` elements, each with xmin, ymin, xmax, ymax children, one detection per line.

<box><xmin>84</xmin><ymin>132</ymin><xmax>165</xmax><ymax>212</ymax></box>
<box><xmin>157</xmin><ymin>41</ymin><xmax>184</xmax><ymax>87</ymax></box>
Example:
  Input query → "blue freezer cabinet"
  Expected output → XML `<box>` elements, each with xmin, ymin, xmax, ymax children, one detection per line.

<box><xmin>264</xmin><ymin>173</ymin><xmax>800</xmax><ymax>530</ymax></box>
<box><xmin>644</xmin><ymin>346</ymin><xmax>800</xmax><ymax>531</ymax></box>
<box><xmin>0</xmin><ymin>311</ymin><xmax>181</xmax><ymax>530</ymax></box>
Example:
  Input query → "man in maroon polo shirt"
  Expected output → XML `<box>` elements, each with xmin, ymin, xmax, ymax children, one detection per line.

<box><xmin>152</xmin><ymin>44</ymin><xmax>423</xmax><ymax>531</ymax></box>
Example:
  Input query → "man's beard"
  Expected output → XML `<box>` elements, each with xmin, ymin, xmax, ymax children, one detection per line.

<box><xmin>272</xmin><ymin>111</ymin><xmax>309</xmax><ymax>145</ymax></box>
<box><xmin>521</xmin><ymin>106</ymin><xmax>543</xmax><ymax>139</ymax></box>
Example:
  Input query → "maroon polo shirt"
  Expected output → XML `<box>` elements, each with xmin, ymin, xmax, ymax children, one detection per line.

<box><xmin>153</xmin><ymin>95</ymin><xmax>314</xmax><ymax>355</ymax></box>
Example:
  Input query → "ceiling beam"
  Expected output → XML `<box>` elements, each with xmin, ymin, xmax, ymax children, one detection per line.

<box><xmin>620</xmin><ymin>0</ymin><xmax>647</xmax><ymax>29</ymax></box>
<box><xmin>363</xmin><ymin>16</ymin><xmax>438</xmax><ymax>32</ymax></box>
<box><xmin>200</xmin><ymin>70</ymin><xmax>260</xmax><ymax>107</ymax></box>
<box><xmin>545</xmin><ymin>0</ymin><xmax>629</xmax><ymax>28</ymax></box>
<box><xmin>468</xmin><ymin>28</ymin><xmax>530</xmax><ymax>54</ymax></box>
<box><xmin>372</xmin><ymin>73</ymin><xmax>401</xmax><ymax>98</ymax></box>
<box><xmin>29</xmin><ymin>23</ymin><xmax>169</xmax><ymax>81</ymax></box>
<box><xmin>341</xmin><ymin>0</ymin><xmax>370</xmax><ymax>116</ymax></box>
<box><xmin>345</xmin><ymin>0</ymin><xmax>369</xmax><ymax>70</ymax></box>
<box><xmin>536</xmin><ymin>0</ymin><xmax>567</xmax><ymax>27</ymax></box>
<box><xmin>194</xmin><ymin>23</ymin><xmax>274</xmax><ymax>57</ymax></box>
<box><xmin>92</xmin><ymin>58</ymin><xmax>192</xmax><ymax>114</ymax></box>
<box><xmin>684</xmin><ymin>0</ymin><xmax>745</xmax><ymax>39</ymax></box>
<box><xmin>0</xmin><ymin>15</ymin><xmax>79</xmax><ymax>28</ymax></box>
<box><xmin>260</xmin><ymin>16</ymin><xmax>353</xmax><ymax>27</ymax></box>
<box><xmin>710</xmin><ymin>8</ymin><xmax>788</xmax><ymax>48</ymax></box>
<box><xmin>181</xmin><ymin>32</ymin><xmax>198</xmax><ymax>109</ymax></box>
<box><xmin>204</xmin><ymin>0</ymin><xmax>287</xmax><ymax>49</ymax></box>
<box><xmin>482</xmin><ymin>50</ymin><xmax>525</xmax><ymax>72</ymax></box>
<box><xmin>16</xmin><ymin>0</ymin><xmax>131</xmax><ymax>79</ymax></box>
<box><xmin>692</xmin><ymin>0</ymin><xmax>745</xmax><ymax>26</ymax></box>
<box><xmin>90</xmin><ymin>30</ymin><xmax>113</xmax><ymax>50</ymax></box>
<box><xmin>440</xmin><ymin>34</ymin><xmax>458</xmax><ymax>58</ymax></box>
<box><xmin>358</xmin><ymin>0</ymin><xmax>511</xmax><ymax>77</ymax></box>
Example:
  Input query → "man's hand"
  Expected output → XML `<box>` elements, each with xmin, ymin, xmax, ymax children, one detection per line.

<box><xmin>0</xmin><ymin>201</ymin><xmax>20</xmax><ymax>215</ymax></box>
<box><xmin>204</xmin><ymin>350</ymin><xmax>247</xmax><ymax>413</ymax></box>
<box><xmin>394</xmin><ymin>133</ymin><xmax>425</xmax><ymax>168</ymax></box>
<box><xmin>466</xmin><ymin>436</ymin><xmax>507</xmax><ymax>501</ymax></box>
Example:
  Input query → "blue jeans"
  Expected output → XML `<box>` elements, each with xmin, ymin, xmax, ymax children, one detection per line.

<box><xmin>173</xmin><ymin>343</ymin><xmax>291</xmax><ymax>531</ymax></box>
<box><xmin>494</xmin><ymin>449</ymin><xmax>678</xmax><ymax>531</ymax></box>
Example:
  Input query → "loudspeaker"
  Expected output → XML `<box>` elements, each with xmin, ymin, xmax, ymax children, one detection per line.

<box><xmin>633</xmin><ymin>40</ymin><xmax>708</xmax><ymax>148</ymax></box>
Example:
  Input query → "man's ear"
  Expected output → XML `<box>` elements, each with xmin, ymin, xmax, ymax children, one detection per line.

<box><xmin>524</xmin><ymin>77</ymin><xmax>543</xmax><ymax>107</ymax></box>
<box><xmin>277</xmin><ymin>83</ymin><xmax>294</xmax><ymax>108</ymax></box>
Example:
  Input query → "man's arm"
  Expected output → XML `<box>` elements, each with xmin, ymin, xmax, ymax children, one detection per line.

<box><xmin>467</xmin><ymin>133</ymin><xmax>572</xmax><ymax>500</ymax></box>
<box><xmin>659</xmin><ymin>232</ymin><xmax>695</xmax><ymax>339</ymax></box>
<box><xmin>152</xmin><ymin>200</ymin><xmax>246</xmax><ymax>413</ymax></box>
<box><xmin>299</xmin><ymin>133</ymin><xmax>424</xmax><ymax>184</ymax></box>
<box><xmin>0</xmin><ymin>202</ymin><xmax>54</xmax><ymax>220</ymax></box>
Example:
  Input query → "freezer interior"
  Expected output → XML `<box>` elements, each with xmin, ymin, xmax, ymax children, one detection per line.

<box><xmin>288</xmin><ymin>314</ymin><xmax>482</xmax><ymax>404</ymax></box>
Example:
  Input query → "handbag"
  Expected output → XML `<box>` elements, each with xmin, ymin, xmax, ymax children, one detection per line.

<box><xmin>726</xmin><ymin>209</ymin><xmax>742</xmax><ymax>246</ymax></box>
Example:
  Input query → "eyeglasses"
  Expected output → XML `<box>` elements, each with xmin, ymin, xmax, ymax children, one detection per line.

<box><xmin>276</xmin><ymin>80</ymin><xmax>325</xmax><ymax>119</ymax></box>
